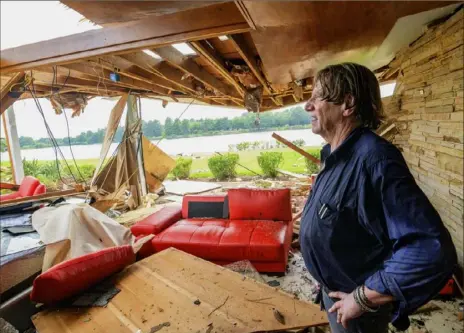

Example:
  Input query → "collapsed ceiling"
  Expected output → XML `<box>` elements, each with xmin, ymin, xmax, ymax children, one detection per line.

<box><xmin>0</xmin><ymin>1</ymin><xmax>461</xmax><ymax>114</ymax></box>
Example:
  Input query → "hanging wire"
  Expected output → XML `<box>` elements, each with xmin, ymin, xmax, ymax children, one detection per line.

<box><xmin>52</xmin><ymin>66</ymin><xmax>88</xmax><ymax>185</ymax></box>
<box><xmin>28</xmin><ymin>77</ymin><xmax>78</xmax><ymax>185</ymax></box>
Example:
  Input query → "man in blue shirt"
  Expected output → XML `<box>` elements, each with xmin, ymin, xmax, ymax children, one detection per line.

<box><xmin>300</xmin><ymin>63</ymin><xmax>457</xmax><ymax>333</ymax></box>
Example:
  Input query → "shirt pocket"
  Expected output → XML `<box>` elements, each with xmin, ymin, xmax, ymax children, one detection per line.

<box><xmin>316</xmin><ymin>198</ymin><xmax>341</xmax><ymax>227</ymax></box>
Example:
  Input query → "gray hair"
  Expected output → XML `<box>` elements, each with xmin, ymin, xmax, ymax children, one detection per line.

<box><xmin>315</xmin><ymin>63</ymin><xmax>384</xmax><ymax>130</ymax></box>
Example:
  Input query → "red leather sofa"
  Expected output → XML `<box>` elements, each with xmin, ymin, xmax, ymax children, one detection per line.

<box><xmin>131</xmin><ymin>188</ymin><xmax>294</xmax><ymax>273</ymax></box>
<box><xmin>0</xmin><ymin>176</ymin><xmax>46</xmax><ymax>202</ymax></box>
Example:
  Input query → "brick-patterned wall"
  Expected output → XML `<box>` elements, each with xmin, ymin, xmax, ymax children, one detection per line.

<box><xmin>383</xmin><ymin>8</ymin><xmax>464</xmax><ymax>267</ymax></box>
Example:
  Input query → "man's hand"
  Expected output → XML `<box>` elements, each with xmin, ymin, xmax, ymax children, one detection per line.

<box><xmin>328</xmin><ymin>291</ymin><xmax>365</xmax><ymax>329</ymax></box>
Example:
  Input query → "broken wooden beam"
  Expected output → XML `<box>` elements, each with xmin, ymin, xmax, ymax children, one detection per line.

<box><xmin>228</xmin><ymin>34</ymin><xmax>281</xmax><ymax>107</ymax></box>
<box><xmin>189</xmin><ymin>40</ymin><xmax>245</xmax><ymax>97</ymax></box>
<box><xmin>272</xmin><ymin>132</ymin><xmax>320</xmax><ymax>165</ymax></box>
<box><xmin>0</xmin><ymin>187</ymin><xmax>87</xmax><ymax>207</ymax></box>
<box><xmin>0</xmin><ymin>3</ymin><xmax>250</xmax><ymax>74</ymax></box>
<box><xmin>0</xmin><ymin>72</ymin><xmax>26</xmax><ymax>115</ymax></box>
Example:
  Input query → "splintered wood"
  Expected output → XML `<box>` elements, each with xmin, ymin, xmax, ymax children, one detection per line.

<box><xmin>32</xmin><ymin>248</ymin><xmax>327</xmax><ymax>333</ymax></box>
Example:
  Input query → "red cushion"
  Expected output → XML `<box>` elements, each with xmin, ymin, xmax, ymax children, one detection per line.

<box><xmin>130</xmin><ymin>205</ymin><xmax>182</xmax><ymax>236</ymax></box>
<box><xmin>228</xmin><ymin>188</ymin><xmax>292</xmax><ymax>221</ymax></box>
<box><xmin>152</xmin><ymin>219</ymin><xmax>289</xmax><ymax>262</ymax></box>
<box><xmin>30</xmin><ymin>245</ymin><xmax>135</xmax><ymax>304</ymax></box>
<box><xmin>33</xmin><ymin>184</ymin><xmax>46</xmax><ymax>196</ymax></box>
<box><xmin>182</xmin><ymin>194</ymin><xmax>227</xmax><ymax>219</ymax></box>
<box><xmin>0</xmin><ymin>192</ymin><xmax>21</xmax><ymax>201</ymax></box>
<box><xmin>18</xmin><ymin>176</ymin><xmax>41</xmax><ymax>197</ymax></box>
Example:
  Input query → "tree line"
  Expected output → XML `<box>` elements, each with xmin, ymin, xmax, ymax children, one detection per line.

<box><xmin>15</xmin><ymin>106</ymin><xmax>310</xmax><ymax>150</ymax></box>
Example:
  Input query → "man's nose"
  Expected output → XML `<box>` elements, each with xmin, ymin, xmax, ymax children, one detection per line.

<box><xmin>305</xmin><ymin>99</ymin><xmax>314</xmax><ymax>112</ymax></box>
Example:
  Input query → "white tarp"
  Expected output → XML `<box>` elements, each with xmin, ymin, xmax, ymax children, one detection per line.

<box><xmin>32</xmin><ymin>203</ymin><xmax>135</xmax><ymax>271</ymax></box>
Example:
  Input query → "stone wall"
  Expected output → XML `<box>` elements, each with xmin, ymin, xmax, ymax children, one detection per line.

<box><xmin>382</xmin><ymin>8</ymin><xmax>464</xmax><ymax>267</ymax></box>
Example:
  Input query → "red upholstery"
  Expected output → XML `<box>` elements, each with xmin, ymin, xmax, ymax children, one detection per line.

<box><xmin>0</xmin><ymin>176</ymin><xmax>46</xmax><ymax>202</ymax></box>
<box><xmin>182</xmin><ymin>194</ymin><xmax>227</xmax><ymax>218</ymax></box>
<box><xmin>152</xmin><ymin>219</ymin><xmax>291</xmax><ymax>263</ymax></box>
<box><xmin>33</xmin><ymin>184</ymin><xmax>47</xmax><ymax>196</ymax></box>
<box><xmin>130</xmin><ymin>189</ymin><xmax>293</xmax><ymax>273</ymax></box>
<box><xmin>0</xmin><ymin>192</ymin><xmax>20</xmax><ymax>201</ymax></box>
<box><xmin>31</xmin><ymin>245</ymin><xmax>135</xmax><ymax>304</ymax></box>
<box><xmin>130</xmin><ymin>204</ymin><xmax>182</xmax><ymax>237</ymax></box>
<box><xmin>228</xmin><ymin>188</ymin><xmax>292</xmax><ymax>221</ymax></box>
<box><xmin>18</xmin><ymin>176</ymin><xmax>41</xmax><ymax>197</ymax></box>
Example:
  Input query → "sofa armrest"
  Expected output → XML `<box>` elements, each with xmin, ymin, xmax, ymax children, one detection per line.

<box><xmin>130</xmin><ymin>204</ymin><xmax>182</xmax><ymax>236</ymax></box>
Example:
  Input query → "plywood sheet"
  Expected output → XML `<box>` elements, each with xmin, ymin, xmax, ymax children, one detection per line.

<box><xmin>32</xmin><ymin>248</ymin><xmax>328</xmax><ymax>332</ymax></box>
<box><xmin>142</xmin><ymin>137</ymin><xmax>176</xmax><ymax>191</ymax></box>
<box><xmin>163</xmin><ymin>180</ymin><xmax>221</xmax><ymax>195</ymax></box>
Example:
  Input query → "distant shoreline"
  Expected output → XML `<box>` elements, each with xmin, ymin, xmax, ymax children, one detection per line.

<box><xmin>16</xmin><ymin>124</ymin><xmax>311</xmax><ymax>151</ymax></box>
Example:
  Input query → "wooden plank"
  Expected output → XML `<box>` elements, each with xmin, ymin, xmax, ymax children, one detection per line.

<box><xmin>0</xmin><ymin>188</ymin><xmax>86</xmax><ymax>207</ymax></box>
<box><xmin>32</xmin><ymin>248</ymin><xmax>328</xmax><ymax>332</ymax></box>
<box><xmin>1</xmin><ymin>114</ymin><xmax>16</xmax><ymax>183</ymax></box>
<box><xmin>0</xmin><ymin>3</ymin><xmax>250</xmax><ymax>74</ymax></box>
<box><xmin>0</xmin><ymin>94</ymin><xmax>23</xmax><ymax>115</ymax></box>
<box><xmin>0</xmin><ymin>72</ymin><xmax>25</xmax><ymax>101</ymax></box>
<box><xmin>120</xmin><ymin>54</ymin><xmax>198</xmax><ymax>94</ymax></box>
<box><xmin>0</xmin><ymin>182</ymin><xmax>20</xmax><ymax>191</ymax></box>
<box><xmin>228</xmin><ymin>34</ymin><xmax>281</xmax><ymax>107</ymax></box>
<box><xmin>277</xmin><ymin>169</ymin><xmax>309</xmax><ymax>179</ymax></box>
<box><xmin>155</xmin><ymin>46</ymin><xmax>238</xmax><ymax>98</ymax></box>
<box><xmin>190</xmin><ymin>40</ymin><xmax>245</xmax><ymax>97</ymax></box>
<box><xmin>272</xmin><ymin>132</ymin><xmax>320</xmax><ymax>165</ymax></box>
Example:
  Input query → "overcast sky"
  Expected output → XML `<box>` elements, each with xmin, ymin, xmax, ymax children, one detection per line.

<box><xmin>0</xmin><ymin>1</ymin><xmax>394</xmax><ymax>139</ymax></box>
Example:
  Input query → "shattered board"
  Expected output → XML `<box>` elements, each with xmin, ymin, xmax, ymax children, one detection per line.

<box><xmin>32</xmin><ymin>248</ymin><xmax>328</xmax><ymax>333</ymax></box>
<box><xmin>163</xmin><ymin>180</ymin><xmax>221</xmax><ymax>195</ymax></box>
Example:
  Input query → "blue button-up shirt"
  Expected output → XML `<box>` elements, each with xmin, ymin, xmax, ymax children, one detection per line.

<box><xmin>300</xmin><ymin>127</ymin><xmax>457</xmax><ymax>326</ymax></box>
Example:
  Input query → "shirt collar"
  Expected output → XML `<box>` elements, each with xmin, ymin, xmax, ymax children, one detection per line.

<box><xmin>324</xmin><ymin>126</ymin><xmax>368</xmax><ymax>165</ymax></box>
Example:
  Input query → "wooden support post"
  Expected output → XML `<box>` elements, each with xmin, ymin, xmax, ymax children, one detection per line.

<box><xmin>2</xmin><ymin>106</ymin><xmax>24</xmax><ymax>184</ymax></box>
<box><xmin>126</xmin><ymin>95</ymin><xmax>147</xmax><ymax>197</ymax></box>
<box><xmin>272</xmin><ymin>132</ymin><xmax>320</xmax><ymax>165</ymax></box>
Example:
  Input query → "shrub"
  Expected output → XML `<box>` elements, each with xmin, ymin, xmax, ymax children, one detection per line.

<box><xmin>305</xmin><ymin>150</ymin><xmax>321</xmax><ymax>175</ymax></box>
<box><xmin>171</xmin><ymin>157</ymin><xmax>193</xmax><ymax>179</ymax></box>
<box><xmin>208</xmin><ymin>153</ymin><xmax>239</xmax><ymax>180</ymax></box>
<box><xmin>236</xmin><ymin>142</ymin><xmax>251</xmax><ymax>151</ymax></box>
<box><xmin>257</xmin><ymin>152</ymin><xmax>283</xmax><ymax>178</ymax></box>
<box><xmin>292</xmin><ymin>139</ymin><xmax>306</xmax><ymax>147</ymax></box>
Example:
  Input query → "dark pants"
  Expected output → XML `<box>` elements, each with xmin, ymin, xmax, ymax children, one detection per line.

<box><xmin>322</xmin><ymin>290</ymin><xmax>392</xmax><ymax>333</ymax></box>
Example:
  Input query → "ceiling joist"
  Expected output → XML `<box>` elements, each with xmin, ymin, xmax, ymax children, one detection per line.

<box><xmin>0</xmin><ymin>2</ymin><xmax>250</xmax><ymax>74</ymax></box>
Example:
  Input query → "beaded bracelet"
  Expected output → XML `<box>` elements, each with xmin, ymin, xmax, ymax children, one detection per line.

<box><xmin>354</xmin><ymin>286</ymin><xmax>379</xmax><ymax>313</ymax></box>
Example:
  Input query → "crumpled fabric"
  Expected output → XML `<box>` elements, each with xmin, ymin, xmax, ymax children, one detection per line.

<box><xmin>32</xmin><ymin>203</ymin><xmax>134</xmax><ymax>271</ymax></box>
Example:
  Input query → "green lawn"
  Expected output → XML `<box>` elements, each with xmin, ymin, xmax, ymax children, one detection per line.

<box><xmin>0</xmin><ymin>146</ymin><xmax>321</xmax><ymax>183</ymax></box>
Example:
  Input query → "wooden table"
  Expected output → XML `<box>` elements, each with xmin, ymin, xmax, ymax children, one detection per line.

<box><xmin>32</xmin><ymin>248</ymin><xmax>328</xmax><ymax>332</ymax></box>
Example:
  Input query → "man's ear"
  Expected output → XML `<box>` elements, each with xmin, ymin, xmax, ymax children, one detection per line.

<box><xmin>342</xmin><ymin>95</ymin><xmax>356</xmax><ymax>117</ymax></box>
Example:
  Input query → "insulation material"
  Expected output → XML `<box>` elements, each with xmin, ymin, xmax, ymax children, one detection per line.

<box><xmin>49</xmin><ymin>93</ymin><xmax>89</xmax><ymax>117</ymax></box>
<box><xmin>32</xmin><ymin>203</ymin><xmax>134</xmax><ymax>272</ymax></box>
<box><xmin>244</xmin><ymin>86</ymin><xmax>263</xmax><ymax>113</ymax></box>
<box><xmin>142</xmin><ymin>136</ymin><xmax>175</xmax><ymax>192</ymax></box>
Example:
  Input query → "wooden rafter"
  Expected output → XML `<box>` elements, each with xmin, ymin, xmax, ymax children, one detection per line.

<box><xmin>154</xmin><ymin>46</ymin><xmax>238</xmax><ymax>98</ymax></box>
<box><xmin>0</xmin><ymin>72</ymin><xmax>25</xmax><ymax>115</ymax></box>
<box><xmin>189</xmin><ymin>40</ymin><xmax>245</xmax><ymax>98</ymax></box>
<box><xmin>0</xmin><ymin>3</ymin><xmax>250</xmax><ymax>74</ymax></box>
<box><xmin>119</xmin><ymin>53</ymin><xmax>197</xmax><ymax>94</ymax></box>
<box><xmin>228</xmin><ymin>34</ymin><xmax>282</xmax><ymax>107</ymax></box>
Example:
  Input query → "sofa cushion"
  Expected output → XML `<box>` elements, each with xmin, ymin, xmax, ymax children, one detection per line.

<box><xmin>130</xmin><ymin>204</ymin><xmax>182</xmax><ymax>236</ymax></box>
<box><xmin>18</xmin><ymin>176</ymin><xmax>41</xmax><ymax>197</ymax></box>
<box><xmin>228</xmin><ymin>188</ymin><xmax>292</xmax><ymax>221</ymax></box>
<box><xmin>152</xmin><ymin>219</ymin><xmax>288</xmax><ymax>262</ymax></box>
<box><xmin>30</xmin><ymin>245</ymin><xmax>135</xmax><ymax>304</ymax></box>
<box><xmin>182</xmin><ymin>194</ymin><xmax>227</xmax><ymax>219</ymax></box>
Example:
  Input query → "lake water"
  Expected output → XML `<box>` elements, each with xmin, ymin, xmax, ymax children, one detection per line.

<box><xmin>1</xmin><ymin>129</ymin><xmax>325</xmax><ymax>161</ymax></box>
